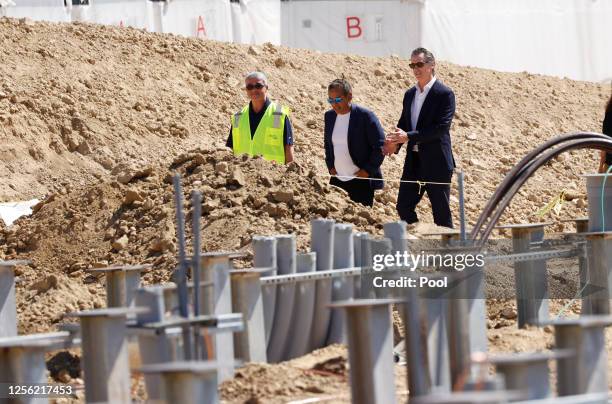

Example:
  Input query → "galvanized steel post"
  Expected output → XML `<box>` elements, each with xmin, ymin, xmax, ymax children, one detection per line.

<box><xmin>583</xmin><ymin>232</ymin><xmax>612</xmax><ymax>314</ymax></box>
<box><xmin>501</xmin><ymin>223</ymin><xmax>551</xmax><ymax>327</ymax></box>
<box><xmin>309</xmin><ymin>219</ymin><xmax>335</xmax><ymax>350</ymax></box>
<box><xmin>551</xmin><ymin>316</ymin><xmax>612</xmax><ymax>396</ymax></box>
<box><xmin>488</xmin><ymin>351</ymin><xmax>569</xmax><ymax>400</ymax></box>
<box><xmin>329</xmin><ymin>299</ymin><xmax>398</xmax><ymax>404</ymax></box>
<box><xmin>67</xmin><ymin>307</ymin><xmax>141</xmax><ymax>404</ymax></box>
<box><xmin>0</xmin><ymin>260</ymin><xmax>26</xmax><ymax>338</ymax></box>
<box><xmin>231</xmin><ymin>269</ymin><xmax>268</xmax><ymax>363</ymax></box>
<box><xmin>0</xmin><ymin>332</ymin><xmax>70</xmax><ymax>403</ymax></box>
<box><xmin>327</xmin><ymin>223</ymin><xmax>355</xmax><ymax>345</ymax></box>
<box><xmin>283</xmin><ymin>252</ymin><xmax>317</xmax><ymax>360</ymax></box>
<box><xmin>252</xmin><ymin>236</ymin><xmax>278</xmax><ymax>346</ymax></box>
<box><xmin>86</xmin><ymin>264</ymin><xmax>150</xmax><ymax>311</ymax></box>
<box><xmin>200</xmin><ymin>252</ymin><xmax>235</xmax><ymax>381</ymax></box>
<box><xmin>139</xmin><ymin>361</ymin><xmax>224</xmax><ymax>404</ymax></box>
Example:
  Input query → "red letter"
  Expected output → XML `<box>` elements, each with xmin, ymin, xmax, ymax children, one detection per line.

<box><xmin>346</xmin><ymin>16</ymin><xmax>362</xmax><ymax>39</ymax></box>
<box><xmin>196</xmin><ymin>16</ymin><xmax>207</xmax><ymax>38</ymax></box>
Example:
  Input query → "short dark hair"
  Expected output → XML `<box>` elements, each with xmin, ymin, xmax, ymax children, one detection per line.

<box><xmin>328</xmin><ymin>79</ymin><xmax>352</xmax><ymax>96</ymax></box>
<box><xmin>411</xmin><ymin>47</ymin><xmax>435</xmax><ymax>63</ymax></box>
<box><xmin>607</xmin><ymin>93</ymin><xmax>612</xmax><ymax>116</ymax></box>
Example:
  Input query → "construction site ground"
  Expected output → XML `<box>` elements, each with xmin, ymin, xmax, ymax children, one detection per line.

<box><xmin>1</xmin><ymin>17</ymin><xmax>611</xmax><ymax>403</ymax></box>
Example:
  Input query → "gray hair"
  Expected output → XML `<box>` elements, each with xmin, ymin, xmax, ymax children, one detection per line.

<box><xmin>411</xmin><ymin>47</ymin><xmax>435</xmax><ymax>74</ymax></box>
<box><xmin>328</xmin><ymin>78</ymin><xmax>352</xmax><ymax>96</ymax></box>
<box><xmin>245</xmin><ymin>71</ymin><xmax>268</xmax><ymax>86</ymax></box>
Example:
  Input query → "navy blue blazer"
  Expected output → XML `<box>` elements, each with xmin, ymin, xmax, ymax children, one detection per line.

<box><xmin>396</xmin><ymin>79</ymin><xmax>456</xmax><ymax>181</ymax></box>
<box><xmin>324</xmin><ymin>104</ymin><xmax>385</xmax><ymax>190</ymax></box>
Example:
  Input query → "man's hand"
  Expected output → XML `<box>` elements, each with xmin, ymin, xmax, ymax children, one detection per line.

<box><xmin>382</xmin><ymin>140</ymin><xmax>398</xmax><ymax>156</ymax></box>
<box><xmin>329</xmin><ymin>168</ymin><xmax>337</xmax><ymax>176</ymax></box>
<box><xmin>385</xmin><ymin>127</ymin><xmax>409</xmax><ymax>145</ymax></box>
<box><xmin>355</xmin><ymin>169</ymin><xmax>369</xmax><ymax>178</ymax></box>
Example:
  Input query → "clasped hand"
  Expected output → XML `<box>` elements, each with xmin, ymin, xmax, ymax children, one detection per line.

<box><xmin>383</xmin><ymin>127</ymin><xmax>408</xmax><ymax>156</ymax></box>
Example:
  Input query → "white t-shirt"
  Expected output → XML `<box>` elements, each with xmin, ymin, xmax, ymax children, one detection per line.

<box><xmin>331</xmin><ymin>112</ymin><xmax>359</xmax><ymax>182</ymax></box>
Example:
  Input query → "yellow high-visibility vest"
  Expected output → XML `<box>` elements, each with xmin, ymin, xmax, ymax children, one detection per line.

<box><xmin>231</xmin><ymin>102</ymin><xmax>289</xmax><ymax>164</ymax></box>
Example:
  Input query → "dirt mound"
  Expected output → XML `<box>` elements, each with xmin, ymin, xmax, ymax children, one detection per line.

<box><xmin>3</xmin><ymin>147</ymin><xmax>399</xmax><ymax>333</ymax></box>
<box><xmin>1</xmin><ymin>17</ymin><xmax>609</xmax><ymax>231</ymax></box>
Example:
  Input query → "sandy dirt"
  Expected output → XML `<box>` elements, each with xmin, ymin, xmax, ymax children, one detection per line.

<box><xmin>1</xmin><ymin>17</ymin><xmax>611</xmax><ymax>403</ymax></box>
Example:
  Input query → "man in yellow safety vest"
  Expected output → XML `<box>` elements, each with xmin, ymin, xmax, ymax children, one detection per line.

<box><xmin>226</xmin><ymin>72</ymin><xmax>294</xmax><ymax>164</ymax></box>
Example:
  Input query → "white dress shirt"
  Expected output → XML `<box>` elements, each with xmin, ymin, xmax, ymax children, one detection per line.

<box><xmin>410</xmin><ymin>76</ymin><xmax>436</xmax><ymax>151</ymax></box>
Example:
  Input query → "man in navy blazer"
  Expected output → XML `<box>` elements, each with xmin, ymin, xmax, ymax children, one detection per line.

<box><xmin>324</xmin><ymin>79</ymin><xmax>385</xmax><ymax>207</ymax></box>
<box><xmin>384</xmin><ymin>47</ymin><xmax>456</xmax><ymax>228</ymax></box>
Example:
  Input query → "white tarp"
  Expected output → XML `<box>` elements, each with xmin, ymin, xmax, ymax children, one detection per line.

<box><xmin>281</xmin><ymin>0</ymin><xmax>612</xmax><ymax>83</ymax></box>
<box><xmin>4</xmin><ymin>0</ymin><xmax>69</xmax><ymax>22</ymax></box>
<box><xmin>232</xmin><ymin>0</ymin><xmax>280</xmax><ymax>45</ymax></box>
<box><xmin>281</xmin><ymin>0</ymin><xmax>418</xmax><ymax>57</ymax></box>
<box><xmin>0</xmin><ymin>199</ymin><xmax>39</xmax><ymax>226</ymax></box>
<box><xmin>148</xmin><ymin>0</ymin><xmax>233</xmax><ymax>42</ymax></box>
<box><xmin>72</xmin><ymin>0</ymin><xmax>148</xmax><ymax>29</ymax></box>
<box><xmin>420</xmin><ymin>0</ymin><xmax>612</xmax><ymax>83</ymax></box>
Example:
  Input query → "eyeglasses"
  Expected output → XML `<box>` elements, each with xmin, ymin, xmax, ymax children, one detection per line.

<box><xmin>408</xmin><ymin>61</ymin><xmax>428</xmax><ymax>69</ymax></box>
<box><xmin>328</xmin><ymin>97</ymin><xmax>343</xmax><ymax>104</ymax></box>
<box><xmin>246</xmin><ymin>83</ymin><xmax>265</xmax><ymax>90</ymax></box>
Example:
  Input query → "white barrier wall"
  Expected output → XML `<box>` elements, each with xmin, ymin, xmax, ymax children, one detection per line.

<box><xmin>4</xmin><ymin>0</ymin><xmax>69</xmax><ymax>22</ymax></box>
<box><xmin>281</xmin><ymin>0</ymin><xmax>419</xmax><ymax>57</ymax></box>
<box><xmin>420</xmin><ymin>0</ymin><xmax>612</xmax><ymax>83</ymax></box>
<box><xmin>281</xmin><ymin>0</ymin><xmax>612</xmax><ymax>83</ymax></box>
<box><xmin>149</xmin><ymin>0</ymin><xmax>233</xmax><ymax>42</ymax></box>
<box><xmin>232</xmin><ymin>0</ymin><xmax>281</xmax><ymax>45</ymax></box>
<box><xmin>73</xmin><ymin>0</ymin><xmax>148</xmax><ymax>29</ymax></box>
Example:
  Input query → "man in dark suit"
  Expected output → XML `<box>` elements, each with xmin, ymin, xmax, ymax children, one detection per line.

<box><xmin>384</xmin><ymin>47</ymin><xmax>456</xmax><ymax>228</ymax></box>
<box><xmin>324</xmin><ymin>79</ymin><xmax>385</xmax><ymax>207</ymax></box>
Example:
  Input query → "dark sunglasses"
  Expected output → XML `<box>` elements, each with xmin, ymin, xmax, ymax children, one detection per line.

<box><xmin>408</xmin><ymin>61</ymin><xmax>428</xmax><ymax>69</ymax></box>
<box><xmin>246</xmin><ymin>83</ymin><xmax>266</xmax><ymax>90</ymax></box>
<box><xmin>328</xmin><ymin>97</ymin><xmax>343</xmax><ymax>104</ymax></box>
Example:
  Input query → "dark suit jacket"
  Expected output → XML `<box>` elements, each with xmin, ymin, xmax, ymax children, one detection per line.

<box><xmin>604</xmin><ymin>106</ymin><xmax>612</xmax><ymax>165</ymax></box>
<box><xmin>324</xmin><ymin>104</ymin><xmax>385</xmax><ymax>190</ymax></box>
<box><xmin>396</xmin><ymin>79</ymin><xmax>456</xmax><ymax>181</ymax></box>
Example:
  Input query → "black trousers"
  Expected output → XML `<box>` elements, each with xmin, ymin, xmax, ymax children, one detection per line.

<box><xmin>396</xmin><ymin>152</ymin><xmax>453</xmax><ymax>228</ymax></box>
<box><xmin>330</xmin><ymin>176</ymin><xmax>374</xmax><ymax>207</ymax></box>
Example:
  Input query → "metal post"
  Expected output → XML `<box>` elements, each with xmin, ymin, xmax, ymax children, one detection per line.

<box><xmin>563</xmin><ymin>218</ymin><xmax>591</xmax><ymax>315</ymax></box>
<box><xmin>551</xmin><ymin>316</ymin><xmax>612</xmax><ymax>396</ymax></box>
<box><xmin>0</xmin><ymin>332</ymin><xmax>70</xmax><ymax>403</ymax></box>
<box><xmin>400</xmin><ymin>286</ymin><xmax>431</xmax><ymax>398</ymax></box>
<box><xmin>135</xmin><ymin>285</ymin><xmax>181</xmax><ymax>401</ymax></box>
<box><xmin>192</xmin><ymin>191</ymin><xmax>203</xmax><ymax>360</ymax></box>
<box><xmin>67</xmin><ymin>308</ymin><xmax>142</xmax><ymax>404</ymax></box>
<box><xmin>368</xmin><ymin>238</ymin><xmax>392</xmax><ymax>299</ymax></box>
<box><xmin>353</xmin><ymin>232</ymin><xmax>371</xmax><ymax>298</ymax></box>
<box><xmin>384</xmin><ymin>221</ymin><xmax>409</xmax><ymax>254</ymax></box>
<box><xmin>329</xmin><ymin>299</ymin><xmax>398</xmax><ymax>404</ymax></box>
<box><xmin>309</xmin><ymin>219</ymin><xmax>335</xmax><ymax>351</ymax></box>
<box><xmin>87</xmin><ymin>264</ymin><xmax>150</xmax><ymax>310</ymax></box>
<box><xmin>327</xmin><ymin>224</ymin><xmax>354</xmax><ymax>345</ymax></box>
<box><xmin>283</xmin><ymin>252</ymin><xmax>317</xmax><ymax>360</ymax></box>
<box><xmin>458</xmin><ymin>170</ymin><xmax>466</xmax><ymax>243</ymax></box>
<box><xmin>139</xmin><ymin>361</ymin><xmax>226</xmax><ymax>404</ymax></box>
<box><xmin>424</xmin><ymin>285</ymin><xmax>451</xmax><ymax>392</ymax></box>
<box><xmin>267</xmin><ymin>235</ymin><xmax>297</xmax><ymax>363</ymax></box>
<box><xmin>500</xmin><ymin>223</ymin><xmax>550</xmax><ymax>328</ymax></box>
<box><xmin>200</xmin><ymin>252</ymin><xmax>234</xmax><ymax>381</ymax></box>
<box><xmin>584</xmin><ymin>233</ymin><xmax>612</xmax><ymax>314</ymax></box>
<box><xmin>446</xmin><ymin>273</ymin><xmax>471</xmax><ymax>391</ymax></box>
<box><xmin>489</xmin><ymin>351</ymin><xmax>569</xmax><ymax>400</ymax></box>
<box><xmin>231</xmin><ymin>269</ymin><xmax>268</xmax><ymax>363</ymax></box>
<box><xmin>252</xmin><ymin>236</ymin><xmax>277</xmax><ymax>346</ymax></box>
<box><xmin>0</xmin><ymin>260</ymin><xmax>26</xmax><ymax>338</ymax></box>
